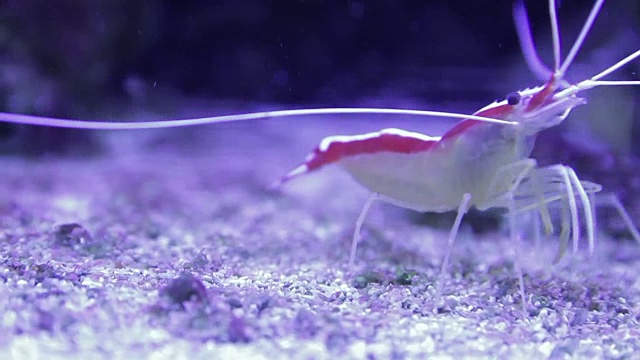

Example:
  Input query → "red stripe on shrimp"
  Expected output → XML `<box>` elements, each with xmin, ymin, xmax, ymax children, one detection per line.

<box><xmin>525</xmin><ymin>77</ymin><xmax>557</xmax><ymax>111</ymax></box>
<box><xmin>279</xmin><ymin>128</ymin><xmax>440</xmax><ymax>184</ymax></box>
<box><xmin>440</xmin><ymin>104</ymin><xmax>514</xmax><ymax>142</ymax></box>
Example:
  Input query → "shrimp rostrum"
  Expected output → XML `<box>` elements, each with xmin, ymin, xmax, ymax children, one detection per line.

<box><xmin>275</xmin><ymin>0</ymin><xmax>640</xmax><ymax>310</ymax></box>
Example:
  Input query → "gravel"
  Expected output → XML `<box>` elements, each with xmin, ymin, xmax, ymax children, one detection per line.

<box><xmin>1</xmin><ymin>119</ymin><xmax>639</xmax><ymax>359</ymax></box>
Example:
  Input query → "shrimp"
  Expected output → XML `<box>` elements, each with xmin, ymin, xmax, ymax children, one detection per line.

<box><xmin>273</xmin><ymin>0</ymin><xmax>640</xmax><ymax>310</ymax></box>
<box><xmin>0</xmin><ymin>0</ymin><xmax>639</xmax><ymax>314</ymax></box>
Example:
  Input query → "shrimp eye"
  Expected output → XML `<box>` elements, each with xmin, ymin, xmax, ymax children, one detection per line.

<box><xmin>506</xmin><ymin>92</ymin><xmax>521</xmax><ymax>106</ymax></box>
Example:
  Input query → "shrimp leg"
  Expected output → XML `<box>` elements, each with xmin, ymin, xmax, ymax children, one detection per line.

<box><xmin>594</xmin><ymin>194</ymin><xmax>640</xmax><ymax>245</ymax></box>
<box><xmin>432</xmin><ymin>159</ymin><xmax>536</xmax><ymax>313</ymax></box>
<box><xmin>482</xmin><ymin>159</ymin><xmax>537</xmax><ymax>210</ymax></box>
<box><xmin>348</xmin><ymin>193</ymin><xmax>380</xmax><ymax>274</ymax></box>
<box><xmin>508</xmin><ymin>191</ymin><xmax>527</xmax><ymax>317</ymax></box>
<box><xmin>553</xmin><ymin>198</ymin><xmax>572</xmax><ymax>264</ymax></box>
<box><xmin>529</xmin><ymin>168</ymin><xmax>554</xmax><ymax>236</ymax></box>
<box><xmin>433</xmin><ymin>193</ymin><xmax>472</xmax><ymax>312</ymax></box>
<box><xmin>514</xmin><ymin>165</ymin><xmax>602</xmax><ymax>261</ymax></box>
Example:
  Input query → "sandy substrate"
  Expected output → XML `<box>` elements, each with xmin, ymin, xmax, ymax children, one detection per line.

<box><xmin>1</xmin><ymin>119</ymin><xmax>640</xmax><ymax>359</ymax></box>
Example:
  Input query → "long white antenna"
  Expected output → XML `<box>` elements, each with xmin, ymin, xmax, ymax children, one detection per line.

<box><xmin>549</xmin><ymin>0</ymin><xmax>562</xmax><ymax>71</ymax></box>
<box><xmin>588</xmin><ymin>80</ymin><xmax>640</xmax><ymax>86</ymax></box>
<box><xmin>554</xmin><ymin>49</ymin><xmax>640</xmax><ymax>97</ymax></box>
<box><xmin>591</xmin><ymin>49</ymin><xmax>640</xmax><ymax>81</ymax></box>
<box><xmin>558</xmin><ymin>0</ymin><xmax>606</xmax><ymax>76</ymax></box>
<box><xmin>0</xmin><ymin>107</ymin><xmax>516</xmax><ymax>130</ymax></box>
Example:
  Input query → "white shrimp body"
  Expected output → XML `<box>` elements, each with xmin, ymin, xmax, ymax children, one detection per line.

<box><xmin>283</xmin><ymin>90</ymin><xmax>586</xmax><ymax>214</ymax></box>
<box><xmin>339</xmin><ymin>123</ymin><xmax>534</xmax><ymax>213</ymax></box>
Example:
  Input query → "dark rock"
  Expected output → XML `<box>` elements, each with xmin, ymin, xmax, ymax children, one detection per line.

<box><xmin>393</xmin><ymin>269</ymin><xmax>417</xmax><ymax>286</ymax></box>
<box><xmin>353</xmin><ymin>271</ymin><xmax>385</xmax><ymax>289</ymax></box>
<box><xmin>161</xmin><ymin>273</ymin><xmax>209</xmax><ymax>309</ymax></box>
<box><xmin>53</xmin><ymin>223</ymin><xmax>93</xmax><ymax>248</ymax></box>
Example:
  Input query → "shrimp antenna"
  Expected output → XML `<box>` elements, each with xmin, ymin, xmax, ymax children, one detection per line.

<box><xmin>514</xmin><ymin>0</ymin><xmax>552</xmax><ymax>81</ymax></box>
<box><xmin>0</xmin><ymin>108</ymin><xmax>516</xmax><ymax>130</ymax></box>
<box><xmin>548</xmin><ymin>0</ymin><xmax>562</xmax><ymax>71</ymax></box>
<box><xmin>558</xmin><ymin>0</ymin><xmax>605</xmax><ymax>76</ymax></box>
<box><xmin>590</xmin><ymin>49</ymin><xmax>640</xmax><ymax>81</ymax></box>
<box><xmin>555</xmin><ymin>48</ymin><xmax>640</xmax><ymax>98</ymax></box>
